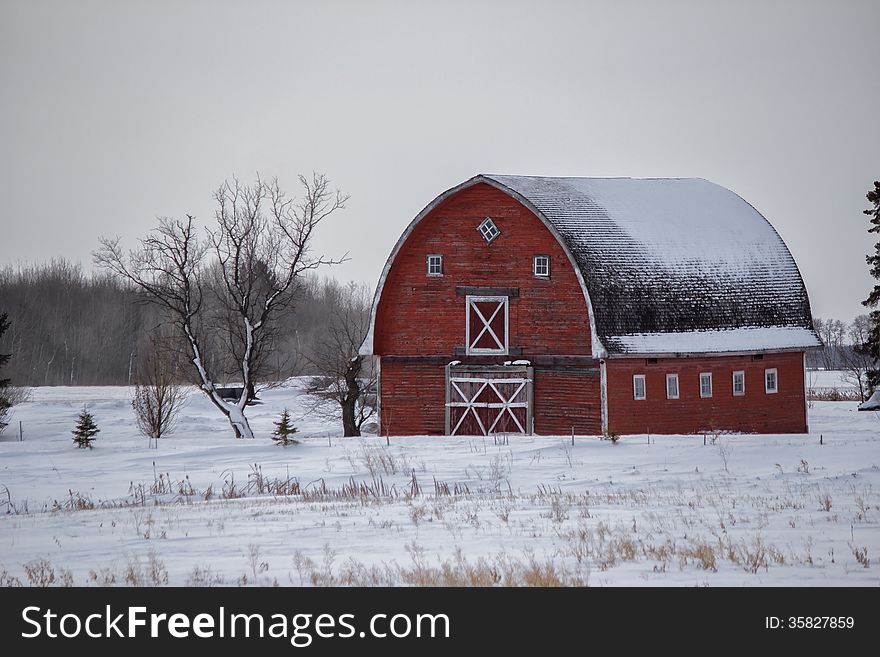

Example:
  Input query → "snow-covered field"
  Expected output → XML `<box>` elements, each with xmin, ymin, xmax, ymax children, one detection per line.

<box><xmin>806</xmin><ymin>369</ymin><xmax>860</xmax><ymax>393</ymax></box>
<box><xmin>0</xmin><ymin>384</ymin><xmax>878</xmax><ymax>586</ymax></box>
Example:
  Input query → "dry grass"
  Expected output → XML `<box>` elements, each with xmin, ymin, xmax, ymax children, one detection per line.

<box><xmin>292</xmin><ymin>545</ymin><xmax>589</xmax><ymax>587</ymax></box>
<box><xmin>23</xmin><ymin>558</ymin><xmax>74</xmax><ymax>587</ymax></box>
<box><xmin>807</xmin><ymin>389</ymin><xmax>862</xmax><ymax>402</ymax></box>
<box><xmin>851</xmin><ymin>545</ymin><xmax>870</xmax><ymax>569</ymax></box>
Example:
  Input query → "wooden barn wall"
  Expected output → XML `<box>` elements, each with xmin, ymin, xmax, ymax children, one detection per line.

<box><xmin>532</xmin><ymin>368</ymin><xmax>602</xmax><ymax>435</ymax></box>
<box><xmin>379</xmin><ymin>360</ymin><xmax>601</xmax><ymax>437</ymax></box>
<box><xmin>378</xmin><ymin>360</ymin><xmax>447</xmax><ymax>435</ymax></box>
<box><xmin>373</xmin><ymin>183</ymin><xmax>593</xmax><ymax>358</ymax></box>
<box><xmin>605</xmin><ymin>351</ymin><xmax>808</xmax><ymax>435</ymax></box>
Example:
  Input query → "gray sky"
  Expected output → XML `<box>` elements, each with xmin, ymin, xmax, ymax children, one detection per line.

<box><xmin>1</xmin><ymin>0</ymin><xmax>877</xmax><ymax>322</ymax></box>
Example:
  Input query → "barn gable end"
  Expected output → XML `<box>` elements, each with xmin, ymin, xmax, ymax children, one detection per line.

<box><xmin>371</xmin><ymin>183</ymin><xmax>595</xmax><ymax>358</ymax></box>
<box><xmin>368</xmin><ymin>182</ymin><xmax>602</xmax><ymax>435</ymax></box>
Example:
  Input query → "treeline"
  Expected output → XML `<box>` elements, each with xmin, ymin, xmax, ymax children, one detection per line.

<box><xmin>807</xmin><ymin>315</ymin><xmax>871</xmax><ymax>371</ymax></box>
<box><xmin>807</xmin><ymin>315</ymin><xmax>873</xmax><ymax>400</ymax></box>
<box><xmin>1</xmin><ymin>260</ymin><xmax>871</xmax><ymax>391</ymax></box>
<box><xmin>0</xmin><ymin>259</ymin><xmax>370</xmax><ymax>387</ymax></box>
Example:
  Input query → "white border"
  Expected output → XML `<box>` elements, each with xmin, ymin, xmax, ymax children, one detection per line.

<box><xmin>477</xmin><ymin>217</ymin><xmax>500</xmax><ymax>243</ymax></box>
<box><xmin>699</xmin><ymin>372</ymin><xmax>713</xmax><ymax>398</ymax></box>
<box><xmin>666</xmin><ymin>373</ymin><xmax>680</xmax><ymax>399</ymax></box>
<box><xmin>732</xmin><ymin>370</ymin><xmax>745</xmax><ymax>396</ymax></box>
<box><xmin>765</xmin><ymin>367</ymin><xmax>778</xmax><ymax>394</ymax></box>
<box><xmin>465</xmin><ymin>295</ymin><xmax>509</xmax><ymax>356</ymax></box>
<box><xmin>633</xmin><ymin>374</ymin><xmax>646</xmax><ymax>400</ymax></box>
<box><xmin>533</xmin><ymin>255</ymin><xmax>550</xmax><ymax>278</ymax></box>
<box><xmin>426</xmin><ymin>254</ymin><xmax>443</xmax><ymax>276</ymax></box>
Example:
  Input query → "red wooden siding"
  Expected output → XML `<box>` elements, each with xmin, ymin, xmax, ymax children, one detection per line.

<box><xmin>373</xmin><ymin>183</ymin><xmax>592</xmax><ymax>358</ymax></box>
<box><xmin>379</xmin><ymin>360</ymin><xmax>447</xmax><ymax>435</ymax></box>
<box><xmin>533</xmin><ymin>369</ymin><xmax>601</xmax><ymax>435</ymax></box>
<box><xmin>605</xmin><ymin>352</ymin><xmax>807</xmax><ymax>434</ymax></box>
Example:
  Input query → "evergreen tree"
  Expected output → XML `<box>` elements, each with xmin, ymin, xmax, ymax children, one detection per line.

<box><xmin>860</xmin><ymin>181</ymin><xmax>880</xmax><ymax>393</ymax></box>
<box><xmin>0</xmin><ymin>313</ymin><xmax>11</xmax><ymax>433</ymax></box>
<box><xmin>272</xmin><ymin>408</ymin><xmax>298</xmax><ymax>446</ymax></box>
<box><xmin>72</xmin><ymin>408</ymin><xmax>100</xmax><ymax>449</ymax></box>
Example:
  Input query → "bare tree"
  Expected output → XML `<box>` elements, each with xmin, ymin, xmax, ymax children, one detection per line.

<box><xmin>842</xmin><ymin>315</ymin><xmax>873</xmax><ymax>402</ymax></box>
<box><xmin>96</xmin><ymin>173</ymin><xmax>347</xmax><ymax>439</ymax></box>
<box><xmin>132</xmin><ymin>336</ymin><xmax>188</xmax><ymax>445</ymax></box>
<box><xmin>0</xmin><ymin>262</ymin><xmax>370</xmax><ymax>387</ymax></box>
<box><xmin>303</xmin><ymin>281</ymin><xmax>376</xmax><ymax>436</ymax></box>
<box><xmin>813</xmin><ymin>317</ymin><xmax>847</xmax><ymax>370</ymax></box>
<box><xmin>0</xmin><ymin>312</ymin><xmax>11</xmax><ymax>433</ymax></box>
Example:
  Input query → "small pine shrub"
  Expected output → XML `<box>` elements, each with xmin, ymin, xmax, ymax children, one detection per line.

<box><xmin>272</xmin><ymin>408</ymin><xmax>299</xmax><ymax>446</ymax></box>
<box><xmin>72</xmin><ymin>408</ymin><xmax>100</xmax><ymax>449</ymax></box>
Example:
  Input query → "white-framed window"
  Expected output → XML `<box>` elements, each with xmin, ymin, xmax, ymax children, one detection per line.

<box><xmin>533</xmin><ymin>255</ymin><xmax>550</xmax><ymax>277</ymax></box>
<box><xmin>666</xmin><ymin>373</ymin><xmax>679</xmax><ymax>400</ymax></box>
<box><xmin>426</xmin><ymin>254</ymin><xmax>443</xmax><ymax>276</ymax></box>
<box><xmin>732</xmin><ymin>370</ymin><xmax>745</xmax><ymax>396</ymax></box>
<box><xmin>466</xmin><ymin>295</ymin><xmax>508</xmax><ymax>355</ymax></box>
<box><xmin>699</xmin><ymin>372</ymin><xmax>713</xmax><ymax>398</ymax></box>
<box><xmin>765</xmin><ymin>368</ymin><xmax>778</xmax><ymax>394</ymax></box>
<box><xmin>477</xmin><ymin>217</ymin><xmax>500</xmax><ymax>243</ymax></box>
<box><xmin>633</xmin><ymin>374</ymin><xmax>646</xmax><ymax>400</ymax></box>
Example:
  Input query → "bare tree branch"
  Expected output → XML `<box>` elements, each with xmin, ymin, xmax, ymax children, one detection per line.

<box><xmin>95</xmin><ymin>174</ymin><xmax>347</xmax><ymax>439</ymax></box>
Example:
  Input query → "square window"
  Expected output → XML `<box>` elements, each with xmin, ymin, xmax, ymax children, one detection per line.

<box><xmin>533</xmin><ymin>255</ymin><xmax>550</xmax><ymax>277</ymax></box>
<box><xmin>666</xmin><ymin>373</ymin><xmax>679</xmax><ymax>400</ymax></box>
<box><xmin>427</xmin><ymin>254</ymin><xmax>443</xmax><ymax>276</ymax></box>
<box><xmin>765</xmin><ymin>368</ymin><xmax>778</xmax><ymax>394</ymax></box>
<box><xmin>466</xmin><ymin>295</ymin><xmax>508</xmax><ymax>355</ymax></box>
<box><xmin>633</xmin><ymin>374</ymin><xmax>646</xmax><ymax>400</ymax></box>
<box><xmin>700</xmin><ymin>372</ymin><xmax>712</xmax><ymax>398</ymax></box>
<box><xmin>732</xmin><ymin>371</ymin><xmax>745</xmax><ymax>396</ymax></box>
<box><xmin>477</xmin><ymin>217</ymin><xmax>500</xmax><ymax>243</ymax></box>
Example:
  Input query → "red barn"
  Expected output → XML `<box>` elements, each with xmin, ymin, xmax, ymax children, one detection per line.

<box><xmin>361</xmin><ymin>175</ymin><xmax>820</xmax><ymax>436</ymax></box>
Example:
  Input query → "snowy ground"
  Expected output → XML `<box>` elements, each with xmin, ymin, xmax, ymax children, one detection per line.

<box><xmin>0</xmin><ymin>384</ymin><xmax>878</xmax><ymax>586</ymax></box>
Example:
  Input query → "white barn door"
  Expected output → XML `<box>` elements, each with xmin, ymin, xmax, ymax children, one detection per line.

<box><xmin>445</xmin><ymin>365</ymin><xmax>533</xmax><ymax>436</ymax></box>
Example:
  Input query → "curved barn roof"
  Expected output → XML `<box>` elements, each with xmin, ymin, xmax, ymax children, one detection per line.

<box><xmin>362</xmin><ymin>174</ymin><xmax>820</xmax><ymax>357</ymax></box>
<box><xmin>484</xmin><ymin>175</ymin><xmax>819</xmax><ymax>355</ymax></box>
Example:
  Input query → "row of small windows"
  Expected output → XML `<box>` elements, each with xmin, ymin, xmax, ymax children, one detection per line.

<box><xmin>632</xmin><ymin>369</ymin><xmax>778</xmax><ymax>400</ymax></box>
<box><xmin>427</xmin><ymin>254</ymin><xmax>550</xmax><ymax>277</ymax></box>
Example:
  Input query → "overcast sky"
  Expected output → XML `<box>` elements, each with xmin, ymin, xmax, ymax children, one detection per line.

<box><xmin>1</xmin><ymin>0</ymin><xmax>877</xmax><ymax>322</ymax></box>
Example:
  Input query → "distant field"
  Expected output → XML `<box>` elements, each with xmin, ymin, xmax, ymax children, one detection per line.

<box><xmin>806</xmin><ymin>370</ymin><xmax>860</xmax><ymax>391</ymax></box>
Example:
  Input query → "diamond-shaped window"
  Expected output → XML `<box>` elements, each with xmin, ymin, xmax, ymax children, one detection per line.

<box><xmin>477</xmin><ymin>217</ymin><xmax>500</xmax><ymax>243</ymax></box>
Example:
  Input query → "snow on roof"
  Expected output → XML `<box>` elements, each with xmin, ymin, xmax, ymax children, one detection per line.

<box><xmin>608</xmin><ymin>326</ymin><xmax>820</xmax><ymax>356</ymax></box>
<box><xmin>858</xmin><ymin>388</ymin><xmax>880</xmax><ymax>411</ymax></box>
<box><xmin>483</xmin><ymin>175</ymin><xmax>819</xmax><ymax>355</ymax></box>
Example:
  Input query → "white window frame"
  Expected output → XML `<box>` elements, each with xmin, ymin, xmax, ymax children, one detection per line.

<box><xmin>426</xmin><ymin>254</ymin><xmax>443</xmax><ymax>276</ymax></box>
<box><xmin>666</xmin><ymin>373</ymin><xmax>679</xmax><ymax>400</ymax></box>
<box><xmin>765</xmin><ymin>368</ymin><xmax>778</xmax><ymax>394</ymax></box>
<box><xmin>633</xmin><ymin>374</ymin><xmax>646</xmax><ymax>400</ymax></box>
<box><xmin>533</xmin><ymin>255</ymin><xmax>550</xmax><ymax>278</ymax></box>
<box><xmin>699</xmin><ymin>372</ymin><xmax>713</xmax><ymax>398</ymax></box>
<box><xmin>732</xmin><ymin>370</ymin><xmax>745</xmax><ymax>396</ymax></box>
<box><xmin>465</xmin><ymin>295</ymin><xmax>509</xmax><ymax>356</ymax></box>
<box><xmin>477</xmin><ymin>217</ymin><xmax>500</xmax><ymax>243</ymax></box>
